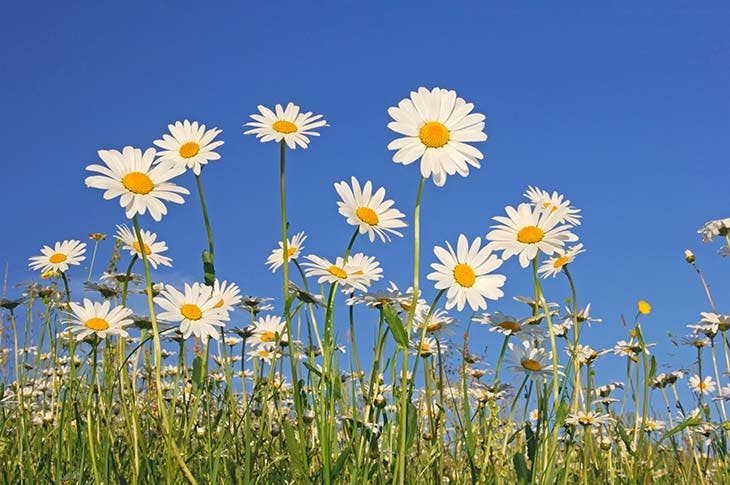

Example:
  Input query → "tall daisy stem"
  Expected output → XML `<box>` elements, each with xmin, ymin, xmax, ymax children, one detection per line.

<box><xmin>195</xmin><ymin>173</ymin><xmax>216</xmax><ymax>286</ymax></box>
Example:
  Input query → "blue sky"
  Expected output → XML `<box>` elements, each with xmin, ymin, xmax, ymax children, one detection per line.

<box><xmin>2</xmin><ymin>2</ymin><xmax>729</xmax><ymax>402</ymax></box>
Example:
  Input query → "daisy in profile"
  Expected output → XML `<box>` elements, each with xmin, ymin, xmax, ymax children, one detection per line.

<box><xmin>302</xmin><ymin>254</ymin><xmax>369</xmax><ymax>292</ymax></box>
<box><xmin>115</xmin><ymin>224</ymin><xmax>172</xmax><ymax>269</ymax></box>
<box><xmin>342</xmin><ymin>253</ymin><xmax>383</xmax><ymax>289</ymax></box>
<box><xmin>507</xmin><ymin>340</ymin><xmax>556</xmax><ymax>380</ymax></box>
<box><xmin>246</xmin><ymin>345</ymin><xmax>281</xmax><ymax>363</ymax></box>
<box><xmin>85</xmin><ymin>147</ymin><xmax>189</xmax><ymax>221</ymax></box>
<box><xmin>387</xmin><ymin>87</ymin><xmax>487</xmax><ymax>187</ymax></box>
<box><xmin>426</xmin><ymin>234</ymin><xmax>505</xmax><ymax>312</ymax></box>
<box><xmin>211</xmin><ymin>279</ymin><xmax>242</xmax><ymax>313</ymax></box>
<box><xmin>412</xmin><ymin>336</ymin><xmax>446</xmax><ymax>358</ymax></box>
<box><xmin>29</xmin><ymin>240</ymin><xmax>87</xmax><ymax>274</ymax></box>
<box><xmin>538</xmin><ymin>244</ymin><xmax>585</xmax><ymax>278</ymax></box>
<box><xmin>154</xmin><ymin>283</ymin><xmax>229</xmax><ymax>341</ymax></box>
<box><xmin>523</xmin><ymin>186</ymin><xmax>582</xmax><ymax>226</ymax></box>
<box><xmin>265</xmin><ymin>231</ymin><xmax>306</xmax><ymax>272</ymax></box>
<box><xmin>67</xmin><ymin>298</ymin><xmax>133</xmax><ymax>341</ymax></box>
<box><xmin>476</xmin><ymin>312</ymin><xmax>543</xmax><ymax>341</ymax></box>
<box><xmin>153</xmin><ymin>120</ymin><xmax>224</xmax><ymax>176</ymax></box>
<box><xmin>244</xmin><ymin>102</ymin><xmax>327</xmax><ymax>149</ymax></box>
<box><xmin>486</xmin><ymin>203</ymin><xmax>578</xmax><ymax>268</ymax></box>
<box><xmin>334</xmin><ymin>177</ymin><xmax>407</xmax><ymax>242</ymax></box>
<box><xmin>249</xmin><ymin>315</ymin><xmax>288</xmax><ymax>347</ymax></box>
<box><xmin>689</xmin><ymin>375</ymin><xmax>716</xmax><ymax>395</ymax></box>
<box><xmin>565</xmin><ymin>410</ymin><xmax>614</xmax><ymax>428</ymax></box>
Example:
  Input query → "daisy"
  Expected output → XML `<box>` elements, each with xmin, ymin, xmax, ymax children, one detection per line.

<box><xmin>427</xmin><ymin>234</ymin><xmax>505</xmax><ymax>312</ymax></box>
<box><xmin>265</xmin><ymin>232</ymin><xmax>306</xmax><ymax>272</ymax></box>
<box><xmin>476</xmin><ymin>312</ymin><xmax>543</xmax><ymax>341</ymax></box>
<box><xmin>412</xmin><ymin>336</ymin><xmax>446</xmax><ymax>358</ymax></box>
<box><xmin>565</xmin><ymin>411</ymin><xmax>614</xmax><ymax>428</ymax></box>
<box><xmin>342</xmin><ymin>253</ymin><xmax>383</xmax><ymax>289</ymax></box>
<box><xmin>697</xmin><ymin>218</ymin><xmax>730</xmax><ymax>242</ymax></box>
<box><xmin>566</xmin><ymin>344</ymin><xmax>609</xmax><ymax>366</ymax></box>
<box><xmin>85</xmin><ymin>146</ymin><xmax>189</xmax><ymax>221</ymax></box>
<box><xmin>246</xmin><ymin>345</ymin><xmax>281</xmax><ymax>364</ymax></box>
<box><xmin>413</xmin><ymin>307</ymin><xmax>456</xmax><ymax>335</ymax></box>
<box><xmin>486</xmin><ymin>203</ymin><xmax>578</xmax><ymax>268</ymax></box>
<box><xmin>345</xmin><ymin>282</ymin><xmax>407</xmax><ymax>308</ymax></box>
<box><xmin>507</xmin><ymin>341</ymin><xmax>556</xmax><ymax>380</ymax></box>
<box><xmin>523</xmin><ymin>186</ymin><xmax>582</xmax><ymax>226</ymax></box>
<box><xmin>562</xmin><ymin>303</ymin><xmax>602</xmax><ymax>327</ymax></box>
<box><xmin>244</xmin><ymin>102</ymin><xmax>327</xmax><ymax>149</ymax></box>
<box><xmin>387</xmin><ymin>87</ymin><xmax>487</xmax><ymax>186</ymax></box>
<box><xmin>115</xmin><ymin>224</ymin><xmax>172</xmax><ymax>269</ymax></box>
<box><xmin>211</xmin><ymin>279</ymin><xmax>242</xmax><ymax>313</ymax></box>
<box><xmin>302</xmin><ymin>254</ymin><xmax>369</xmax><ymax>292</ymax></box>
<box><xmin>154</xmin><ymin>283</ymin><xmax>229</xmax><ymax>341</ymax></box>
<box><xmin>334</xmin><ymin>177</ymin><xmax>407</xmax><ymax>242</ymax></box>
<box><xmin>153</xmin><ymin>120</ymin><xmax>224</xmax><ymax>175</ymax></box>
<box><xmin>249</xmin><ymin>315</ymin><xmax>288</xmax><ymax>347</ymax></box>
<box><xmin>699</xmin><ymin>312</ymin><xmax>730</xmax><ymax>333</ymax></box>
<box><xmin>29</xmin><ymin>240</ymin><xmax>87</xmax><ymax>274</ymax></box>
<box><xmin>67</xmin><ymin>298</ymin><xmax>133</xmax><ymax>341</ymax></box>
<box><xmin>689</xmin><ymin>375</ymin><xmax>716</xmax><ymax>395</ymax></box>
<box><xmin>640</xmin><ymin>418</ymin><xmax>666</xmax><ymax>433</ymax></box>
<box><xmin>538</xmin><ymin>244</ymin><xmax>585</xmax><ymax>278</ymax></box>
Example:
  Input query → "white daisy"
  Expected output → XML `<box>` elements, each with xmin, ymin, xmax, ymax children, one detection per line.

<box><xmin>301</xmin><ymin>254</ymin><xmax>369</xmax><ymax>292</ymax></box>
<box><xmin>387</xmin><ymin>87</ymin><xmax>487</xmax><ymax>187</ymax></box>
<box><xmin>243</xmin><ymin>102</ymin><xmax>327</xmax><ymax>149</ymax></box>
<box><xmin>699</xmin><ymin>312</ymin><xmax>730</xmax><ymax>333</ymax></box>
<box><xmin>697</xmin><ymin>218</ymin><xmax>730</xmax><ymax>243</ymax></box>
<box><xmin>562</xmin><ymin>303</ymin><xmax>602</xmax><ymax>327</ymax></box>
<box><xmin>476</xmin><ymin>312</ymin><xmax>543</xmax><ymax>341</ymax></box>
<box><xmin>85</xmin><ymin>146</ymin><xmax>189</xmax><ymax>221</ymax></box>
<box><xmin>211</xmin><ymin>279</ymin><xmax>242</xmax><ymax>313</ymax></box>
<box><xmin>538</xmin><ymin>244</ymin><xmax>585</xmax><ymax>278</ymax></box>
<box><xmin>153</xmin><ymin>120</ymin><xmax>224</xmax><ymax>176</ymax></box>
<box><xmin>413</xmin><ymin>307</ymin><xmax>456</xmax><ymax>335</ymax></box>
<box><xmin>523</xmin><ymin>186</ymin><xmax>582</xmax><ymax>226</ymax></box>
<box><xmin>115</xmin><ymin>224</ymin><xmax>172</xmax><ymax>269</ymax></box>
<box><xmin>154</xmin><ymin>283</ymin><xmax>229</xmax><ymax>341</ymax></box>
<box><xmin>426</xmin><ymin>234</ymin><xmax>505</xmax><ymax>312</ymax></box>
<box><xmin>265</xmin><ymin>231</ymin><xmax>306</xmax><ymax>272</ymax></box>
<box><xmin>507</xmin><ymin>341</ymin><xmax>556</xmax><ymax>380</ymax></box>
<box><xmin>249</xmin><ymin>315</ymin><xmax>288</xmax><ymax>347</ymax></box>
<box><xmin>486</xmin><ymin>203</ymin><xmax>578</xmax><ymax>268</ymax></box>
<box><xmin>67</xmin><ymin>298</ymin><xmax>133</xmax><ymax>341</ymax></box>
<box><xmin>565</xmin><ymin>411</ymin><xmax>614</xmax><ymax>428</ymax></box>
<box><xmin>29</xmin><ymin>240</ymin><xmax>87</xmax><ymax>274</ymax></box>
<box><xmin>334</xmin><ymin>176</ymin><xmax>407</xmax><ymax>243</ymax></box>
<box><xmin>411</xmin><ymin>336</ymin><xmax>446</xmax><ymax>358</ymax></box>
<box><xmin>342</xmin><ymin>253</ymin><xmax>383</xmax><ymax>290</ymax></box>
<box><xmin>689</xmin><ymin>375</ymin><xmax>716</xmax><ymax>395</ymax></box>
<box><xmin>246</xmin><ymin>345</ymin><xmax>281</xmax><ymax>363</ymax></box>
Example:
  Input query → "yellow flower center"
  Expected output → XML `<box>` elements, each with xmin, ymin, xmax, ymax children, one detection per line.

<box><xmin>453</xmin><ymin>263</ymin><xmax>476</xmax><ymax>288</ymax></box>
<box><xmin>122</xmin><ymin>172</ymin><xmax>154</xmax><ymax>195</ymax></box>
<box><xmin>132</xmin><ymin>241</ymin><xmax>152</xmax><ymax>255</ymax></box>
<box><xmin>179</xmin><ymin>141</ymin><xmax>200</xmax><ymax>159</ymax></box>
<box><xmin>85</xmin><ymin>317</ymin><xmax>110</xmax><ymax>331</ymax></box>
<box><xmin>553</xmin><ymin>255</ymin><xmax>569</xmax><ymax>269</ymax></box>
<box><xmin>287</xmin><ymin>247</ymin><xmax>297</xmax><ymax>258</ymax></box>
<box><xmin>426</xmin><ymin>321</ymin><xmax>442</xmax><ymax>332</ymax></box>
<box><xmin>356</xmin><ymin>207</ymin><xmax>379</xmax><ymax>225</ymax></box>
<box><xmin>257</xmin><ymin>349</ymin><xmax>271</xmax><ymax>359</ymax></box>
<box><xmin>272</xmin><ymin>120</ymin><xmax>297</xmax><ymax>134</ymax></box>
<box><xmin>180</xmin><ymin>304</ymin><xmax>203</xmax><ymax>321</ymax></box>
<box><xmin>698</xmin><ymin>381</ymin><xmax>708</xmax><ymax>391</ymax></box>
<box><xmin>517</xmin><ymin>226</ymin><xmax>545</xmax><ymax>244</ymax></box>
<box><xmin>40</xmin><ymin>270</ymin><xmax>57</xmax><ymax>279</ymax></box>
<box><xmin>522</xmin><ymin>358</ymin><xmax>543</xmax><ymax>372</ymax></box>
<box><xmin>420</xmin><ymin>343</ymin><xmax>432</xmax><ymax>356</ymax></box>
<box><xmin>693</xmin><ymin>340</ymin><xmax>706</xmax><ymax>348</ymax></box>
<box><xmin>498</xmin><ymin>321</ymin><xmax>521</xmax><ymax>333</ymax></box>
<box><xmin>327</xmin><ymin>265</ymin><xmax>348</xmax><ymax>279</ymax></box>
<box><xmin>49</xmin><ymin>253</ymin><xmax>67</xmax><ymax>264</ymax></box>
<box><xmin>577</xmin><ymin>416</ymin><xmax>594</xmax><ymax>426</ymax></box>
<box><xmin>260</xmin><ymin>331</ymin><xmax>276</xmax><ymax>342</ymax></box>
<box><xmin>542</xmin><ymin>202</ymin><xmax>559</xmax><ymax>213</ymax></box>
<box><xmin>213</xmin><ymin>299</ymin><xmax>225</xmax><ymax>309</ymax></box>
<box><xmin>419</xmin><ymin>121</ymin><xmax>450</xmax><ymax>148</ymax></box>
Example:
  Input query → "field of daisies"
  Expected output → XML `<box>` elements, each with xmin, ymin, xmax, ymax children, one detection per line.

<box><xmin>2</xmin><ymin>87</ymin><xmax>729</xmax><ymax>484</ymax></box>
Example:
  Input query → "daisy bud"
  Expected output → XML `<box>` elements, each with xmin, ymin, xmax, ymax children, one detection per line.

<box><xmin>684</xmin><ymin>249</ymin><xmax>695</xmax><ymax>264</ymax></box>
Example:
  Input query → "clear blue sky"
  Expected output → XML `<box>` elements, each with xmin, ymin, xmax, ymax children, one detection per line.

<box><xmin>2</xmin><ymin>2</ymin><xmax>728</xmax><ymax>397</ymax></box>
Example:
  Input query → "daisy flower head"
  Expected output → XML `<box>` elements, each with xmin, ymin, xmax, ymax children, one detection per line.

<box><xmin>29</xmin><ymin>240</ymin><xmax>87</xmax><ymax>274</ymax></box>
<box><xmin>565</xmin><ymin>411</ymin><xmax>614</xmax><ymax>428</ymax></box>
<box><xmin>486</xmin><ymin>202</ymin><xmax>579</xmax><ymax>268</ymax></box>
<box><xmin>697</xmin><ymin>217</ymin><xmax>730</xmax><ymax>243</ymax></box>
<box><xmin>507</xmin><ymin>340</ymin><xmax>556</xmax><ymax>381</ymax></box>
<box><xmin>387</xmin><ymin>87</ymin><xmax>487</xmax><ymax>187</ymax></box>
<box><xmin>154</xmin><ymin>283</ymin><xmax>229</xmax><ymax>342</ymax></box>
<box><xmin>523</xmin><ymin>186</ymin><xmax>582</xmax><ymax>226</ymax></box>
<box><xmin>689</xmin><ymin>375</ymin><xmax>716</xmax><ymax>395</ymax></box>
<box><xmin>211</xmin><ymin>279</ymin><xmax>242</xmax><ymax>313</ymax></box>
<box><xmin>153</xmin><ymin>120</ymin><xmax>224</xmax><ymax>176</ymax></box>
<box><xmin>334</xmin><ymin>177</ymin><xmax>407</xmax><ymax>243</ymax></box>
<box><xmin>413</xmin><ymin>307</ymin><xmax>456</xmax><ymax>336</ymax></box>
<box><xmin>249</xmin><ymin>314</ymin><xmax>288</xmax><ymax>347</ymax></box>
<box><xmin>700</xmin><ymin>312</ymin><xmax>730</xmax><ymax>333</ymax></box>
<box><xmin>427</xmin><ymin>235</ymin><xmax>505</xmax><ymax>312</ymax></box>
<box><xmin>342</xmin><ymin>253</ymin><xmax>383</xmax><ymax>290</ymax></box>
<box><xmin>244</xmin><ymin>102</ymin><xmax>327</xmax><ymax>149</ymax></box>
<box><xmin>412</xmin><ymin>336</ymin><xmax>446</xmax><ymax>358</ymax></box>
<box><xmin>476</xmin><ymin>312</ymin><xmax>543</xmax><ymax>341</ymax></box>
<box><xmin>265</xmin><ymin>231</ymin><xmax>306</xmax><ymax>272</ymax></box>
<box><xmin>85</xmin><ymin>146</ymin><xmax>189</xmax><ymax>221</ymax></box>
<box><xmin>67</xmin><ymin>298</ymin><xmax>133</xmax><ymax>341</ymax></box>
<box><xmin>302</xmin><ymin>254</ymin><xmax>369</xmax><ymax>292</ymax></box>
<box><xmin>538</xmin><ymin>244</ymin><xmax>585</xmax><ymax>278</ymax></box>
<box><xmin>115</xmin><ymin>224</ymin><xmax>172</xmax><ymax>269</ymax></box>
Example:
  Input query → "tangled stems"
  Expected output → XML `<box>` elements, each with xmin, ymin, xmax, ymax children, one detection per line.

<box><xmin>396</xmin><ymin>175</ymin><xmax>425</xmax><ymax>485</ymax></box>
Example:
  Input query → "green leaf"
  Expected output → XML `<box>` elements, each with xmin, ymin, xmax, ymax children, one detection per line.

<box><xmin>192</xmin><ymin>356</ymin><xmax>203</xmax><ymax>391</ymax></box>
<box><xmin>331</xmin><ymin>446</ymin><xmax>351</xmax><ymax>481</ymax></box>
<box><xmin>513</xmin><ymin>452</ymin><xmax>530</xmax><ymax>484</ymax></box>
<box><xmin>525</xmin><ymin>424</ymin><xmax>537</xmax><ymax>464</ymax></box>
<box><xmin>202</xmin><ymin>250</ymin><xmax>215</xmax><ymax>286</ymax></box>
<box><xmin>657</xmin><ymin>416</ymin><xmax>702</xmax><ymax>445</ymax></box>
<box><xmin>649</xmin><ymin>356</ymin><xmax>657</xmax><ymax>381</ymax></box>
<box><xmin>616</xmin><ymin>423</ymin><xmax>636</xmax><ymax>457</ymax></box>
<box><xmin>283</xmin><ymin>421</ymin><xmax>307</xmax><ymax>480</ymax></box>
<box><xmin>382</xmin><ymin>304</ymin><xmax>408</xmax><ymax>348</ymax></box>
<box><xmin>405</xmin><ymin>401</ymin><xmax>418</xmax><ymax>450</ymax></box>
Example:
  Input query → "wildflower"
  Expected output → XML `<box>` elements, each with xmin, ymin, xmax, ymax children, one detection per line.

<box><xmin>88</xmin><ymin>233</ymin><xmax>107</xmax><ymax>241</ymax></box>
<box><xmin>246</xmin><ymin>345</ymin><xmax>280</xmax><ymax>363</ymax></box>
<box><xmin>302</xmin><ymin>254</ymin><xmax>370</xmax><ymax>292</ymax></box>
<box><xmin>153</xmin><ymin>120</ymin><xmax>224</xmax><ymax>175</ymax></box>
<box><xmin>697</xmin><ymin>217</ymin><xmax>730</xmax><ymax>242</ymax></box>
<box><xmin>689</xmin><ymin>375</ymin><xmax>716</xmax><ymax>395</ymax></box>
<box><xmin>476</xmin><ymin>312</ymin><xmax>543</xmax><ymax>341</ymax></box>
<box><xmin>699</xmin><ymin>312</ymin><xmax>730</xmax><ymax>333</ymax></box>
<box><xmin>211</xmin><ymin>279</ymin><xmax>242</xmax><ymax>313</ymax></box>
<box><xmin>266</xmin><ymin>232</ymin><xmax>306</xmax><ymax>272</ymax></box>
<box><xmin>29</xmin><ymin>240</ymin><xmax>87</xmax><ymax>274</ymax></box>
<box><xmin>427</xmin><ymin>234</ymin><xmax>505</xmax><ymax>312</ymax></box>
<box><xmin>413</xmin><ymin>307</ymin><xmax>456</xmax><ymax>335</ymax></box>
<box><xmin>67</xmin><ymin>299</ymin><xmax>133</xmax><ymax>341</ymax></box>
<box><xmin>85</xmin><ymin>146</ymin><xmax>189</xmax><ymax>221</ymax></box>
<box><xmin>249</xmin><ymin>315</ymin><xmax>288</xmax><ymax>347</ymax></box>
<box><xmin>0</xmin><ymin>298</ymin><xmax>25</xmax><ymax>311</ymax></box>
<box><xmin>562</xmin><ymin>303</ymin><xmax>602</xmax><ymax>327</ymax></box>
<box><xmin>713</xmin><ymin>384</ymin><xmax>730</xmax><ymax>402</ymax></box>
<box><xmin>412</xmin><ymin>336</ymin><xmax>446</xmax><ymax>358</ymax></box>
<box><xmin>115</xmin><ymin>224</ymin><xmax>172</xmax><ymax>269</ymax></box>
<box><xmin>334</xmin><ymin>177</ymin><xmax>407</xmax><ymax>242</ymax></box>
<box><xmin>565</xmin><ymin>411</ymin><xmax>614</xmax><ymax>428</ymax></box>
<box><xmin>386</xmin><ymin>87</ymin><xmax>487</xmax><ymax>186</ymax></box>
<box><xmin>640</xmin><ymin>417</ymin><xmax>666</xmax><ymax>433</ymax></box>
<box><xmin>486</xmin><ymin>203</ymin><xmax>578</xmax><ymax>268</ymax></box>
<box><xmin>566</xmin><ymin>344</ymin><xmax>609</xmax><ymax>366</ymax></box>
<box><xmin>593</xmin><ymin>382</ymin><xmax>624</xmax><ymax>398</ymax></box>
<box><xmin>101</xmin><ymin>271</ymin><xmax>141</xmax><ymax>285</ymax></box>
<box><xmin>154</xmin><ymin>283</ymin><xmax>229</xmax><ymax>341</ymax></box>
<box><xmin>345</xmin><ymin>282</ymin><xmax>409</xmax><ymax>308</ymax></box>
<box><xmin>238</xmin><ymin>296</ymin><xmax>274</xmax><ymax>315</ymax></box>
<box><xmin>637</xmin><ymin>300</ymin><xmax>651</xmax><ymax>315</ymax></box>
<box><xmin>684</xmin><ymin>249</ymin><xmax>695</xmax><ymax>264</ymax></box>
<box><xmin>513</xmin><ymin>295</ymin><xmax>559</xmax><ymax>313</ymax></box>
<box><xmin>84</xmin><ymin>282</ymin><xmax>120</xmax><ymax>299</ymax></box>
<box><xmin>288</xmin><ymin>281</ymin><xmax>324</xmax><ymax>306</ymax></box>
<box><xmin>538</xmin><ymin>244</ymin><xmax>585</xmax><ymax>278</ymax></box>
<box><xmin>507</xmin><ymin>341</ymin><xmax>556</xmax><ymax>380</ymax></box>
<box><xmin>681</xmin><ymin>334</ymin><xmax>709</xmax><ymax>348</ymax></box>
<box><xmin>523</xmin><ymin>186</ymin><xmax>582</xmax><ymax>226</ymax></box>
<box><xmin>244</xmin><ymin>102</ymin><xmax>327</xmax><ymax>149</ymax></box>
<box><xmin>612</xmin><ymin>339</ymin><xmax>654</xmax><ymax>361</ymax></box>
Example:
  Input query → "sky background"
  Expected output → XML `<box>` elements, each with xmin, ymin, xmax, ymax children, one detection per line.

<box><xmin>1</xmin><ymin>2</ymin><xmax>729</xmax><ymax>406</ymax></box>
